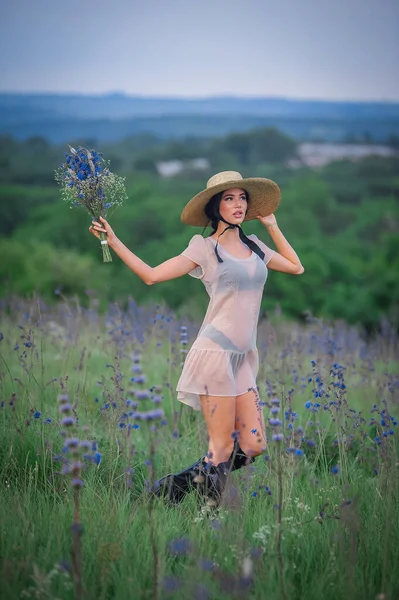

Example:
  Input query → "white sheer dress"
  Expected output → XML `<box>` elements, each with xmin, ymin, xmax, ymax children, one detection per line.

<box><xmin>176</xmin><ymin>233</ymin><xmax>275</xmax><ymax>410</ymax></box>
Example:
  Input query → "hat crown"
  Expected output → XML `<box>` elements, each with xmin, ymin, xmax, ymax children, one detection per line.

<box><xmin>206</xmin><ymin>171</ymin><xmax>243</xmax><ymax>189</ymax></box>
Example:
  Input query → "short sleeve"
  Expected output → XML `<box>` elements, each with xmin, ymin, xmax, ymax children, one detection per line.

<box><xmin>180</xmin><ymin>234</ymin><xmax>209</xmax><ymax>280</ymax></box>
<box><xmin>248</xmin><ymin>233</ymin><xmax>275</xmax><ymax>266</ymax></box>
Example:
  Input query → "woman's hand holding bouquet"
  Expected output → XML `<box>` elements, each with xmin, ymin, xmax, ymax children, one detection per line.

<box><xmin>55</xmin><ymin>145</ymin><xmax>128</xmax><ymax>262</ymax></box>
<box><xmin>89</xmin><ymin>217</ymin><xmax>117</xmax><ymax>248</ymax></box>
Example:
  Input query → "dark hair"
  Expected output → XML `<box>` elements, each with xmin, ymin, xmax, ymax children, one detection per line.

<box><xmin>201</xmin><ymin>190</ymin><xmax>265</xmax><ymax>263</ymax></box>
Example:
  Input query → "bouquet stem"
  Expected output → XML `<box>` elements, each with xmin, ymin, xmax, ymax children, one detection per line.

<box><xmin>99</xmin><ymin>232</ymin><xmax>112</xmax><ymax>263</ymax></box>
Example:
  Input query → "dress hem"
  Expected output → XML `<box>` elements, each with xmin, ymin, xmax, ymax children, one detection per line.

<box><xmin>177</xmin><ymin>384</ymin><xmax>259</xmax><ymax>411</ymax></box>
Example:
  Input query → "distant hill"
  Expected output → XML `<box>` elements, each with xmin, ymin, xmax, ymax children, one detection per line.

<box><xmin>1</xmin><ymin>93</ymin><xmax>399</xmax><ymax>144</ymax></box>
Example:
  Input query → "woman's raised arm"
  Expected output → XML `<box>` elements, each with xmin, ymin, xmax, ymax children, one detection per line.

<box><xmin>90</xmin><ymin>217</ymin><xmax>198</xmax><ymax>285</ymax></box>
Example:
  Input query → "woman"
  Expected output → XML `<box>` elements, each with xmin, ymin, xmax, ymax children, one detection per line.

<box><xmin>90</xmin><ymin>171</ymin><xmax>304</xmax><ymax>506</ymax></box>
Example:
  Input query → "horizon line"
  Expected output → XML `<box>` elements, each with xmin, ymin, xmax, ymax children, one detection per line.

<box><xmin>0</xmin><ymin>90</ymin><xmax>399</xmax><ymax>105</ymax></box>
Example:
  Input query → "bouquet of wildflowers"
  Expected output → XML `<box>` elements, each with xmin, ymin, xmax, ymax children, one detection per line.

<box><xmin>55</xmin><ymin>146</ymin><xmax>128</xmax><ymax>262</ymax></box>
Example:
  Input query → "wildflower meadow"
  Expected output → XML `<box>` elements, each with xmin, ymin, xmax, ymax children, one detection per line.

<box><xmin>1</xmin><ymin>293</ymin><xmax>398</xmax><ymax>600</ymax></box>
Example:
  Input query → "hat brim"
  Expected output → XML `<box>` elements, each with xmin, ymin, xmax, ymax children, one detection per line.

<box><xmin>180</xmin><ymin>177</ymin><xmax>281</xmax><ymax>227</ymax></box>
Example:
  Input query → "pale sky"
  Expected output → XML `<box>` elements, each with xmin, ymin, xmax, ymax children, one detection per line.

<box><xmin>0</xmin><ymin>0</ymin><xmax>398</xmax><ymax>101</ymax></box>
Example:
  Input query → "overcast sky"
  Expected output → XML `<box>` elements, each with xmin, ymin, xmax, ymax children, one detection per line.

<box><xmin>1</xmin><ymin>0</ymin><xmax>398</xmax><ymax>101</ymax></box>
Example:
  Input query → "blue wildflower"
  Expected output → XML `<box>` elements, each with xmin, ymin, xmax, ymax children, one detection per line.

<box><xmin>33</xmin><ymin>411</ymin><xmax>41</xmax><ymax>419</ymax></box>
<box><xmin>64</xmin><ymin>437</ymin><xmax>79</xmax><ymax>448</ymax></box>
<box><xmin>162</xmin><ymin>577</ymin><xmax>180</xmax><ymax>592</ymax></box>
<box><xmin>71</xmin><ymin>477</ymin><xmax>85</xmax><ymax>488</ymax></box>
<box><xmin>200</xmin><ymin>559</ymin><xmax>214</xmax><ymax>571</ymax></box>
<box><xmin>168</xmin><ymin>538</ymin><xmax>192</xmax><ymax>556</ymax></box>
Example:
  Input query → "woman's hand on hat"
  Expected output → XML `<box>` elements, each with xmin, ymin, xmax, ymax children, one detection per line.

<box><xmin>257</xmin><ymin>213</ymin><xmax>278</xmax><ymax>228</ymax></box>
<box><xmin>89</xmin><ymin>216</ymin><xmax>118</xmax><ymax>247</ymax></box>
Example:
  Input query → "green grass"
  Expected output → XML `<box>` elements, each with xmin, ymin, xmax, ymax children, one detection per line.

<box><xmin>0</xmin><ymin>296</ymin><xmax>398</xmax><ymax>600</ymax></box>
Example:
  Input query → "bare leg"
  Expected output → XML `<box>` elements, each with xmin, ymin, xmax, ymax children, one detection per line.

<box><xmin>199</xmin><ymin>394</ymin><xmax>236</xmax><ymax>466</ymax></box>
<box><xmin>234</xmin><ymin>388</ymin><xmax>267</xmax><ymax>458</ymax></box>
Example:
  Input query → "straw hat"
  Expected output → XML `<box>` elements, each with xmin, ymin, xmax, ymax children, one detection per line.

<box><xmin>181</xmin><ymin>171</ymin><xmax>281</xmax><ymax>227</ymax></box>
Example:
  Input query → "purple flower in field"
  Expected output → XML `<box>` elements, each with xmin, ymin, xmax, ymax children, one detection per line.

<box><xmin>271</xmin><ymin>398</ymin><xmax>280</xmax><ymax>405</ymax></box>
<box><xmin>200</xmin><ymin>559</ymin><xmax>214</xmax><ymax>571</ymax></box>
<box><xmin>162</xmin><ymin>577</ymin><xmax>180</xmax><ymax>592</ymax></box>
<box><xmin>269</xmin><ymin>418</ymin><xmax>282</xmax><ymax>426</ymax></box>
<box><xmin>93</xmin><ymin>452</ymin><xmax>102</xmax><ymax>465</ymax></box>
<box><xmin>62</xmin><ymin>416</ymin><xmax>75</xmax><ymax>427</ymax></box>
<box><xmin>272</xmin><ymin>433</ymin><xmax>284</xmax><ymax>442</ymax></box>
<box><xmin>71</xmin><ymin>477</ymin><xmax>85</xmax><ymax>488</ymax></box>
<box><xmin>271</xmin><ymin>406</ymin><xmax>280</xmax><ymax>415</ymax></box>
<box><xmin>59</xmin><ymin>403</ymin><xmax>73</xmax><ymax>413</ymax></box>
<box><xmin>168</xmin><ymin>537</ymin><xmax>192</xmax><ymax>556</ymax></box>
<box><xmin>65</xmin><ymin>437</ymin><xmax>80</xmax><ymax>448</ymax></box>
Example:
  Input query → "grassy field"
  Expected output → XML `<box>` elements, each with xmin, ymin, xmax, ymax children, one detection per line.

<box><xmin>0</xmin><ymin>293</ymin><xmax>398</xmax><ymax>600</ymax></box>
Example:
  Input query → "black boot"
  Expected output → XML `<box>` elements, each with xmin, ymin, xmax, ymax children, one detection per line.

<box><xmin>199</xmin><ymin>459</ymin><xmax>232</xmax><ymax>507</ymax></box>
<box><xmin>229</xmin><ymin>440</ymin><xmax>256</xmax><ymax>471</ymax></box>
<box><xmin>152</xmin><ymin>456</ymin><xmax>206</xmax><ymax>505</ymax></box>
<box><xmin>152</xmin><ymin>443</ymin><xmax>255</xmax><ymax>506</ymax></box>
<box><xmin>199</xmin><ymin>442</ymin><xmax>256</xmax><ymax>507</ymax></box>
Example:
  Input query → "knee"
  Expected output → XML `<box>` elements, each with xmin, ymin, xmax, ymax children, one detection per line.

<box><xmin>239</xmin><ymin>439</ymin><xmax>267</xmax><ymax>459</ymax></box>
